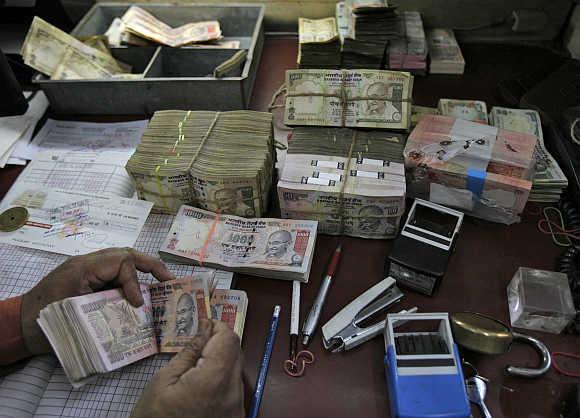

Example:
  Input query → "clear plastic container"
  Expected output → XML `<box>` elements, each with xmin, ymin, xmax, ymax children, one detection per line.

<box><xmin>508</xmin><ymin>267</ymin><xmax>576</xmax><ymax>334</ymax></box>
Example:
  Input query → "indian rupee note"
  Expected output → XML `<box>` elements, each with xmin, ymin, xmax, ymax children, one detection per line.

<box><xmin>159</xmin><ymin>206</ymin><xmax>318</xmax><ymax>282</ymax></box>
<box><xmin>121</xmin><ymin>6</ymin><xmax>222</xmax><ymax>47</ymax></box>
<box><xmin>284</xmin><ymin>69</ymin><xmax>413</xmax><ymax>130</ymax></box>
<box><xmin>21</xmin><ymin>16</ymin><xmax>126</xmax><ymax>77</ymax></box>
<box><xmin>149</xmin><ymin>277</ymin><xmax>211</xmax><ymax>353</ymax></box>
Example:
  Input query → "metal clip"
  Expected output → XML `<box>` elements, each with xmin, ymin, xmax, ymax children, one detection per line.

<box><xmin>322</xmin><ymin>277</ymin><xmax>415</xmax><ymax>352</ymax></box>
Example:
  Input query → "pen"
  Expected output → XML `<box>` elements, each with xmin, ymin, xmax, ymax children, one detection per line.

<box><xmin>302</xmin><ymin>244</ymin><xmax>342</xmax><ymax>346</ymax></box>
<box><xmin>289</xmin><ymin>281</ymin><xmax>300</xmax><ymax>361</ymax></box>
<box><xmin>248</xmin><ymin>305</ymin><xmax>281</xmax><ymax>418</ymax></box>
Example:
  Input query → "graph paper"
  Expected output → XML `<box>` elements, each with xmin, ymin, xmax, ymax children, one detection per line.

<box><xmin>0</xmin><ymin>213</ymin><xmax>232</xmax><ymax>417</ymax></box>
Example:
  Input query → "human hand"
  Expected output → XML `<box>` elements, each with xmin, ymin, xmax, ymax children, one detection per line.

<box><xmin>132</xmin><ymin>319</ymin><xmax>244</xmax><ymax>418</ymax></box>
<box><xmin>21</xmin><ymin>248</ymin><xmax>175</xmax><ymax>355</ymax></box>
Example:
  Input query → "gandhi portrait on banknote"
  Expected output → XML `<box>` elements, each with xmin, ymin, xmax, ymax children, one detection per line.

<box><xmin>214</xmin><ymin>187</ymin><xmax>255</xmax><ymax>217</ymax></box>
<box><xmin>175</xmin><ymin>293</ymin><xmax>196</xmax><ymax>337</ymax></box>
<box><xmin>357</xmin><ymin>205</ymin><xmax>385</xmax><ymax>233</ymax></box>
<box><xmin>365</xmin><ymin>82</ymin><xmax>401</xmax><ymax>121</ymax></box>
<box><xmin>264</xmin><ymin>230</ymin><xmax>292</xmax><ymax>259</ymax></box>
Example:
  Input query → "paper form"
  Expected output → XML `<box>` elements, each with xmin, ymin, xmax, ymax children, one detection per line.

<box><xmin>2</xmin><ymin>151</ymin><xmax>136</xmax><ymax>204</ymax></box>
<box><xmin>0</xmin><ymin>91</ymin><xmax>49</xmax><ymax>167</ymax></box>
<box><xmin>0</xmin><ymin>189</ymin><xmax>153</xmax><ymax>256</ymax></box>
<box><xmin>14</xmin><ymin>119</ymin><xmax>148</xmax><ymax>161</ymax></box>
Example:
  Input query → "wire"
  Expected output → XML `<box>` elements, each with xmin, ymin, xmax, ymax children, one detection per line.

<box><xmin>557</xmin><ymin>194</ymin><xmax>580</xmax><ymax>335</ymax></box>
<box><xmin>552</xmin><ymin>352</ymin><xmax>580</xmax><ymax>378</ymax></box>
<box><xmin>283</xmin><ymin>350</ymin><xmax>315</xmax><ymax>377</ymax></box>
<box><xmin>524</xmin><ymin>202</ymin><xmax>543</xmax><ymax>216</ymax></box>
<box><xmin>537</xmin><ymin>207</ymin><xmax>580</xmax><ymax>246</ymax></box>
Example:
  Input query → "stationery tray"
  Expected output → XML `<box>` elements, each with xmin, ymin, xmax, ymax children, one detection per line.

<box><xmin>34</xmin><ymin>3</ymin><xmax>265</xmax><ymax>115</ymax></box>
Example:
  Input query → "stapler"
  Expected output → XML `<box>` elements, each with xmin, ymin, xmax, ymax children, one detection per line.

<box><xmin>322</xmin><ymin>277</ymin><xmax>416</xmax><ymax>352</ymax></box>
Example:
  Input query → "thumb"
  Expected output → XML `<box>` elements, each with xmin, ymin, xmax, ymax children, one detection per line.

<box><xmin>160</xmin><ymin>320</ymin><xmax>213</xmax><ymax>383</ymax></box>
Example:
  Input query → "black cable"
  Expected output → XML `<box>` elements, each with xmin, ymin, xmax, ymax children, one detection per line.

<box><xmin>557</xmin><ymin>194</ymin><xmax>580</xmax><ymax>334</ymax></box>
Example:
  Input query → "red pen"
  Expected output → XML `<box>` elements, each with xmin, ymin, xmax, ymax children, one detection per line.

<box><xmin>301</xmin><ymin>244</ymin><xmax>342</xmax><ymax>346</ymax></box>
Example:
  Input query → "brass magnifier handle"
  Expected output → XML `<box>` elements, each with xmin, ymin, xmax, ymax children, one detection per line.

<box><xmin>506</xmin><ymin>332</ymin><xmax>552</xmax><ymax>378</ymax></box>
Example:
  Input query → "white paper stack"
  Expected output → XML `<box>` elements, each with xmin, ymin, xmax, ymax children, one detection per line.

<box><xmin>0</xmin><ymin>91</ymin><xmax>49</xmax><ymax>167</ymax></box>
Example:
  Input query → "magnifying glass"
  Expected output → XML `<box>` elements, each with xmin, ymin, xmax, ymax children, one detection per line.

<box><xmin>450</xmin><ymin>312</ymin><xmax>552</xmax><ymax>378</ymax></box>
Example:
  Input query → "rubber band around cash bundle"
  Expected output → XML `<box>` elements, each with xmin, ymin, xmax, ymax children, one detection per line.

<box><xmin>286</xmin><ymin>70</ymin><xmax>412</xmax><ymax>127</ymax></box>
<box><xmin>198</xmin><ymin>209</ymin><xmax>222</xmax><ymax>267</ymax></box>
<box><xmin>268</xmin><ymin>83</ymin><xmax>287</xmax><ymax>111</ymax></box>
<box><xmin>151</xmin><ymin>111</ymin><xmax>219</xmax><ymax>213</ymax></box>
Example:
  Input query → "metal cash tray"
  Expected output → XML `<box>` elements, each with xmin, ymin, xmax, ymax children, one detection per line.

<box><xmin>34</xmin><ymin>3</ymin><xmax>265</xmax><ymax>115</ymax></box>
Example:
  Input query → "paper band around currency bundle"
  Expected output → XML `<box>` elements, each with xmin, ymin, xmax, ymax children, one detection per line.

<box><xmin>336</xmin><ymin>131</ymin><xmax>357</xmax><ymax>233</ymax></box>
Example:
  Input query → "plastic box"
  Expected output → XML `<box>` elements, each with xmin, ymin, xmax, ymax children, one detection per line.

<box><xmin>508</xmin><ymin>267</ymin><xmax>575</xmax><ymax>334</ymax></box>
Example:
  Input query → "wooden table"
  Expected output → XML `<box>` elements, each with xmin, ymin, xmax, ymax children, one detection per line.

<box><xmin>2</xmin><ymin>37</ymin><xmax>578</xmax><ymax>418</ymax></box>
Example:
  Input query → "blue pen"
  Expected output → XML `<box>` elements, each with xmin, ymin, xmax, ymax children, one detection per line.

<box><xmin>248</xmin><ymin>305</ymin><xmax>281</xmax><ymax>418</ymax></box>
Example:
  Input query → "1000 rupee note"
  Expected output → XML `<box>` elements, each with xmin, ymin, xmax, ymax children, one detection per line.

<box><xmin>211</xmin><ymin>289</ymin><xmax>248</xmax><ymax>338</ymax></box>
<box><xmin>21</xmin><ymin>17</ymin><xmax>126</xmax><ymax>77</ymax></box>
<box><xmin>37</xmin><ymin>285</ymin><xmax>158</xmax><ymax>386</ymax></box>
<box><xmin>284</xmin><ymin>69</ymin><xmax>413</xmax><ymax>130</ymax></box>
<box><xmin>160</xmin><ymin>206</ymin><xmax>318</xmax><ymax>282</ymax></box>
<box><xmin>149</xmin><ymin>277</ymin><xmax>211</xmax><ymax>353</ymax></box>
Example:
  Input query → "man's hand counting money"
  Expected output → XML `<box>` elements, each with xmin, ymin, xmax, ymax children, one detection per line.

<box><xmin>21</xmin><ymin>248</ymin><xmax>175</xmax><ymax>355</ymax></box>
<box><xmin>132</xmin><ymin>319</ymin><xmax>245</xmax><ymax>418</ymax></box>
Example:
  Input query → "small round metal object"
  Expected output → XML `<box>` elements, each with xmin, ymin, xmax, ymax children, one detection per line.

<box><xmin>0</xmin><ymin>206</ymin><xmax>29</xmax><ymax>232</ymax></box>
<box><xmin>450</xmin><ymin>312</ymin><xmax>513</xmax><ymax>355</ymax></box>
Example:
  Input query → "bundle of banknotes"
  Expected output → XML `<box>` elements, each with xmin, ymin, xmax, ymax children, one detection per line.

<box><xmin>426</xmin><ymin>28</ymin><xmax>465</xmax><ymax>74</ymax></box>
<box><xmin>347</xmin><ymin>0</ymin><xmax>402</xmax><ymax>42</ymax></box>
<box><xmin>438</xmin><ymin>99</ymin><xmax>488</xmax><ymax>124</ymax></box>
<box><xmin>278</xmin><ymin>127</ymin><xmax>407</xmax><ymax>239</ymax></box>
<box><xmin>387</xmin><ymin>12</ymin><xmax>427</xmax><ymax>74</ymax></box>
<box><xmin>284</xmin><ymin>69</ymin><xmax>413</xmax><ymax>130</ymax></box>
<box><xmin>104</xmin><ymin>6</ymin><xmax>222</xmax><ymax>48</ymax></box>
<box><xmin>489</xmin><ymin>107</ymin><xmax>568</xmax><ymax>202</ymax></box>
<box><xmin>159</xmin><ymin>206</ymin><xmax>318</xmax><ymax>282</ymax></box>
<box><xmin>298</xmin><ymin>17</ymin><xmax>341</xmax><ymax>69</ymax></box>
<box><xmin>336</xmin><ymin>2</ymin><xmax>387</xmax><ymax>69</ymax></box>
<box><xmin>21</xmin><ymin>17</ymin><xmax>138</xmax><ymax>80</ymax></box>
<box><xmin>38</xmin><ymin>277</ymin><xmax>247</xmax><ymax>387</ymax></box>
<box><xmin>125</xmin><ymin>110</ymin><xmax>274</xmax><ymax>216</ymax></box>
<box><xmin>411</xmin><ymin>105</ymin><xmax>438</xmax><ymax>128</ymax></box>
<box><xmin>105</xmin><ymin>15</ymin><xmax>237</xmax><ymax>49</ymax></box>
<box><xmin>404</xmin><ymin>115</ymin><xmax>537</xmax><ymax>224</ymax></box>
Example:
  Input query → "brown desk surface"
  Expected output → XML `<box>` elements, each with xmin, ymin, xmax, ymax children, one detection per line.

<box><xmin>2</xmin><ymin>38</ymin><xmax>579</xmax><ymax>418</ymax></box>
